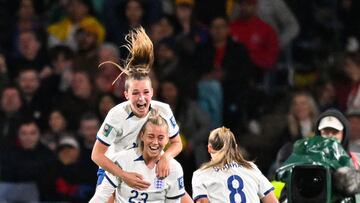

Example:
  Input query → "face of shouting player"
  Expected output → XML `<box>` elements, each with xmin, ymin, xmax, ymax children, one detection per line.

<box><xmin>124</xmin><ymin>78</ymin><xmax>153</xmax><ymax>118</ymax></box>
<box><xmin>140</xmin><ymin>123</ymin><xmax>169</xmax><ymax>161</ymax></box>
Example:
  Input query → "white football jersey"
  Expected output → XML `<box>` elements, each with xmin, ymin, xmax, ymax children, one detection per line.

<box><xmin>93</xmin><ymin>148</ymin><xmax>185</xmax><ymax>203</ymax></box>
<box><xmin>192</xmin><ymin>162</ymin><xmax>274</xmax><ymax>203</ymax></box>
<box><xmin>96</xmin><ymin>100</ymin><xmax>179</xmax><ymax>158</ymax></box>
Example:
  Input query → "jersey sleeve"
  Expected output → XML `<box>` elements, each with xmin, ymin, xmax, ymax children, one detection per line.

<box><xmin>253</xmin><ymin>165</ymin><xmax>274</xmax><ymax>198</ymax></box>
<box><xmin>166</xmin><ymin>161</ymin><xmax>185</xmax><ymax>200</ymax></box>
<box><xmin>96</xmin><ymin>107</ymin><xmax>123</xmax><ymax>146</ymax></box>
<box><xmin>191</xmin><ymin>170</ymin><xmax>208</xmax><ymax>201</ymax></box>
<box><xmin>158</xmin><ymin>103</ymin><xmax>179</xmax><ymax>138</ymax></box>
<box><xmin>89</xmin><ymin>178</ymin><xmax>116</xmax><ymax>203</ymax></box>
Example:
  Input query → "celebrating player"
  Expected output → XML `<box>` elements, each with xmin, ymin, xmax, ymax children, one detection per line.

<box><xmin>192</xmin><ymin>127</ymin><xmax>278</xmax><ymax>203</ymax></box>
<box><xmin>90</xmin><ymin>109</ymin><xmax>185</xmax><ymax>202</ymax></box>
<box><xmin>91</xmin><ymin>27</ymin><xmax>194</xmax><ymax>202</ymax></box>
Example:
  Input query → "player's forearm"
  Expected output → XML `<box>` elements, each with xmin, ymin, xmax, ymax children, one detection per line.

<box><xmin>165</xmin><ymin>135</ymin><xmax>183</xmax><ymax>158</ymax></box>
<box><xmin>91</xmin><ymin>141</ymin><xmax>125</xmax><ymax>178</ymax></box>
<box><xmin>93</xmin><ymin>153</ymin><xmax>125</xmax><ymax>178</ymax></box>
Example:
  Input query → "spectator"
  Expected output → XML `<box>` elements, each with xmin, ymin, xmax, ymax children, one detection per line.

<box><xmin>103</xmin><ymin>0</ymin><xmax>150</xmax><ymax>49</ymax></box>
<box><xmin>230</xmin><ymin>0</ymin><xmax>299</xmax><ymax>49</ymax></box>
<box><xmin>97</xmin><ymin>93</ymin><xmax>118</xmax><ymax>121</ymax></box>
<box><xmin>11</xmin><ymin>0</ymin><xmax>44</xmax><ymax>58</ymax></box>
<box><xmin>0</xmin><ymin>85</ymin><xmax>24</xmax><ymax>149</ymax></box>
<box><xmin>47</xmin><ymin>0</ymin><xmax>104</xmax><ymax>51</ymax></box>
<box><xmin>229</xmin><ymin>0</ymin><xmax>279</xmax><ymax>87</ymax></box>
<box><xmin>53</xmin><ymin>136</ymin><xmax>94</xmax><ymax>202</ymax></box>
<box><xmin>43</xmin><ymin>45</ymin><xmax>74</xmax><ymax>95</ymax></box>
<box><xmin>72</xmin><ymin>15</ymin><xmax>105</xmax><ymax>77</ymax></box>
<box><xmin>41</xmin><ymin>109</ymin><xmax>73</xmax><ymax>151</ymax></box>
<box><xmin>17</xmin><ymin>67</ymin><xmax>51</xmax><ymax>128</ymax></box>
<box><xmin>195</xmin><ymin>15</ymin><xmax>252</xmax><ymax>128</ymax></box>
<box><xmin>268</xmin><ymin>91</ymin><xmax>319</xmax><ymax>178</ymax></box>
<box><xmin>314</xmin><ymin>78</ymin><xmax>339</xmax><ymax>112</ymax></box>
<box><xmin>10</xmin><ymin>30</ymin><xmax>50</xmax><ymax>79</ymax></box>
<box><xmin>154</xmin><ymin>37</ymin><xmax>181</xmax><ymax>81</ymax></box>
<box><xmin>0</xmin><ymin>119</ymin><xmax>57</xmax><ymax>201</ymax></box>
<box><xmin>77</xmin><ymin>112</ymin><xmax>100</xmax><ymax>190</ymax></box>
<box><xmin>174</xmin><ymin>0</ymin><xmax>208</xmax><ymax>68</ymax></box>
<box><xmin>96</xmin><ymin>43</ymin><xmax>125</xmax><ymax>99</ymax></box>
<box><xmin>56</xmin><ymin>70</ymin><xmax>99</xmax><ymax>130</ymax></box>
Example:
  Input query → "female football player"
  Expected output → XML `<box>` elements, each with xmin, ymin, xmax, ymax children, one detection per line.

<box><xmin>192</xmin><ymin>127</ymin><xmax>278</xmax><ymax>203</ymax></box>
<box><xmin>90</xmin><ymin>110</ymin><xmax>185</xmax><ymax>202</ymax></box>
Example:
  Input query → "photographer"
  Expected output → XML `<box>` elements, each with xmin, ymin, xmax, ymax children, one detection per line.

<box><xmin>314</xmin><ymin>109</ymin><xmax>360</xmax><ymax>195</ymax></box>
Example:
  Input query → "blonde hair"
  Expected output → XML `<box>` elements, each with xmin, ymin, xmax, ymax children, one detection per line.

<box><xmin>201</xmin><ymin>127</ymin><xmax>252</xmax><ymax>170</ymax></box>
<box><xmin>288</xmin><ymin>91</ymin><xmax>319</xmax><ymax>139</ymax></box>
<box><xmin>138</xmin><ymin>109</ymin><xmax>169</xmax><ymax>150</ymax></box>
<box><xmin>98</xmin><ymin>26</ymin><xmax>154</xmax><ymax>89</ymax></box>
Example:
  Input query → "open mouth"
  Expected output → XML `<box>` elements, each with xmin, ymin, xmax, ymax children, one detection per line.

<box><xmin>148</xmin><ymin>145</ymin><xmax>160</xmax><ymax>154</ymax></box>
<box><xmin>136</xmin><ymin>103</ymin><xmax>147</xmax><ymax>110</ymax></box>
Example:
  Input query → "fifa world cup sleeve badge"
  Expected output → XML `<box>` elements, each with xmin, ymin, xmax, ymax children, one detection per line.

<box><xmin>103</xmin><ymin>123</ymin><xmax>114</xmax><ymax>137</ymax></box>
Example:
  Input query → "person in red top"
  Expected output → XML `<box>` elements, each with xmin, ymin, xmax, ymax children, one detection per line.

<box><xmin>229</xmin><ymin>0</ymin><xmax>279</xmax><ymax>72</ymax></box>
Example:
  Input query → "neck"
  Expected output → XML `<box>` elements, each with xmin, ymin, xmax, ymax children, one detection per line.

<box><xmin>143</xmin><ymin>153</ymin><xmax>160</xmax><ymax>169</ymax></box>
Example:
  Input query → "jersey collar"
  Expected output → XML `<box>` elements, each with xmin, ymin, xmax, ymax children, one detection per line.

<box><xmin>126</xmin><ymin>104</ymin><xmax>153</xmax><ymax>120</ymax></box>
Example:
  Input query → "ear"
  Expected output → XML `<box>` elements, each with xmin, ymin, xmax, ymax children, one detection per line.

<box><xmin>124</xmin><ymin>90</ymin><xmax>129</xmax><ymax>100</ymax></box>
<box><xmin>208</xmin><ymin>144</ymin><xmax>214</xmax><ymax>154</ymax></box>
<box><xmin>139</xmin><ymin>131</ymin><xmax>144</xmax><ymax>141</ymax></box>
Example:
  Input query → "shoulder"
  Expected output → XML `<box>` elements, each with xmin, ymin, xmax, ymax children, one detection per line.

<box><xmin>170</xmin><ymin>158</ymin><xmax>183</xmax><ymax>173</ymax></box>
<box><xmin>151</xmin><ymin>100</ymin><xmax>171</xmax><ymax>112</ymax></box>
<box><xmin>110</xmin><ymin>148</ymin><xmax>139</xmax><ymax>162</ymax></box>
<box><xmin>150</xmin><ymin>100</ymin><xmax>175</xmax><ymax>118</ymax></box>
<box><xmin>107</xmin><ymin>101</ymin><xmax>131</xmax><ymax>119</ymax></box>
<box><xmin>193</xmin><ymin>167</ymin><xmax>211</xmax><ymax>177</ymax></box>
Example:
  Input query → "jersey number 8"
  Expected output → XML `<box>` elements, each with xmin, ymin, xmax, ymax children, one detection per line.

<box><xmin>227</xmin><ymin>175</ymin><xmax>246</xmax><ymax>203</ymax></box>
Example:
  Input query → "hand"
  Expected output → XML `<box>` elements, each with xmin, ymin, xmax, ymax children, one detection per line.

<box><xmin>334</xmin><ymin>166</ymin><xmax>360</xmax><ymax>195</ymax></box>
<box><xmin>156</xmin><ymin>154</ymin><xmax>170</xmax><ymax>179</ymax></box>
<box><xmin>121</xmin><ymin>171</ymin><xmax>151</xmax><ymax>190</ymax></box>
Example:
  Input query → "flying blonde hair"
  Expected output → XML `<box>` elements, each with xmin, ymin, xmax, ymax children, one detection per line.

<box><xmin>98</xmin><ymin>26</ymin><xmax>154</xmax><ymax>88</ymax></box>
<box><xmin>201</xmin><ymin>127</ymin><xmax>252</xmax><ymax>170</ymax></box>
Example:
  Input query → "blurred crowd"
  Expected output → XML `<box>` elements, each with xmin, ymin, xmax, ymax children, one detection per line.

<box><xmin>0</xmin><ymin>0</ymin><xmax>359</xmax><ymax>202</ymax></box>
